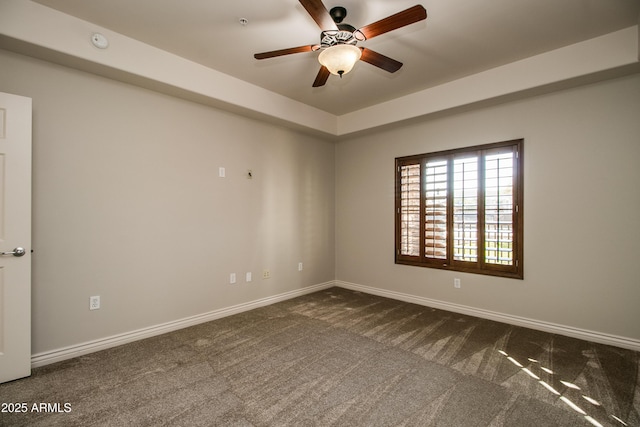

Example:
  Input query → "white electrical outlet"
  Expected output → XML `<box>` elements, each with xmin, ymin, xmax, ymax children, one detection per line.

<box><xmin>89</xmin><ymin>295</ymin><xmax>100</xmax><ymax>310</ymax></box>
<box><xmin>219</xmin><ymin>167</ymin><xmax>226</xmax><ymax>178</ymax></box>
<box><xmin>230</xmin><ymin>273</ymin><xmax>237</xmax><ymax>284</ymax></box>
<box><xmin>454</xmin><ymin>278</ymin><xmax>461</xmax><ymax>289</ymax></box>
<box><xmin>246</xmin><ymin>272</ymin><xmax>252</xmax><ymax>282</ymax></box>
<box><xmin>298</xmin><ymin>262</ymin><xmax>303</xmax><ymax>271</ymax></box>
<box><xmin>262</xmin><ymin>270</ymin><xmax>271</xmax><ymax>279</ymax></box>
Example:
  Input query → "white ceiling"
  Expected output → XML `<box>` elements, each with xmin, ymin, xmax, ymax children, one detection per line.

<box><xmin>30</xmin><ymin>0</ymin><xmax>640</xmax><ymax>116</ymax></box>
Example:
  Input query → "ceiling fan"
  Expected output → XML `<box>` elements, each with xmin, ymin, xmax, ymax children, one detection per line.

<box><xmin>254</xmin><ymin>0</ymin><xmax>427</xmax><ymax>87</ymax></box>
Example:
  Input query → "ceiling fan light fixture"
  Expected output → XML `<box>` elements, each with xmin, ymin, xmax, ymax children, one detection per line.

<box><xmin>318</xmin><ymin>44</ymin><xmax>362</xmax><ymax>77</ymax></box>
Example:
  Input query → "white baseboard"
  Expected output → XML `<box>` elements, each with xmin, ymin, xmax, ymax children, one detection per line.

<box><xmin>31</xmin><ymin>281</ymin><xmax>335</xmax><ymax>368</ymax></box>
<box><xmin>32</xmin><ymin>279</ymin><xmax>638</xmax><ymax>368</ymax></box>
<box><xmin>335</xmin><ymin>281</ymin><xmax>640</xmax><ymax>352</ymax></box>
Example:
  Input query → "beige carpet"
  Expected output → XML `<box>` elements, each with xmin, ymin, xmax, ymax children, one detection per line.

<box><xmin>1</xmin><ymin>287</ymin><xmax>638</xmax><ymax>426</ymax></box>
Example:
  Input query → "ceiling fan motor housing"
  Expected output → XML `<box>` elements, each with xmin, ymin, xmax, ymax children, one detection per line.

<box><xmin>320</xmin><ymin>6</ymin><xmax>357</xmax><ymax>48</ymax></box>
<box><xmin>320</xmin><ymin>27</ymin><xmax>357</xmax><ymax>48</ymax></box>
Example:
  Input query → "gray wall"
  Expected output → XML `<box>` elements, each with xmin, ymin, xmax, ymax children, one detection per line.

<box><xmin>2</xmin><ymin>46</ymin><xmax>639</xmax><ymax>356</ymax></box>
<box><xmin>336</xmin><ymin>73</ymin><xmax>640</xmax><ymax>340</ymax></box>
<box><xmin>0</xmin><ymin>50</ymin><xmax>336</xmax><ymax>354</ymax></box>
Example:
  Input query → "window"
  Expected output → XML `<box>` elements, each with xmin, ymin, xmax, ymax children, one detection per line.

<box><xmin>395</xmin><ymin>139</ymin><xmax>523</xmax><ymax>279</ymax></box>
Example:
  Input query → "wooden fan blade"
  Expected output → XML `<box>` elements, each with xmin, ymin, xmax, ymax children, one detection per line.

<box><xmin>313</xmin><ymin>66</ymin><xmax>330</xmax><ymax>87</ymax></box>
<box><xmin>299</xmin><ymin>0</ymin><xmax>338</xmax><ymax>31</ymax></box>
<box><xmin>254</xmin><ymin>45</ymin><xmax>315</xmax><ymax>60</ymax></box>
<box><xmin>355</xmin><ymin>5</ymin><xmax>427</xmax><ymax>40</ymax></box>
<box><xmin>360</xmin><ymin>48</ymin><xmax>403</xmax><ymax>73</ymax></box>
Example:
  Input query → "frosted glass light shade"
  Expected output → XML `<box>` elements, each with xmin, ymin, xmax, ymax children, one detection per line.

<box><xmin>318</xmin><ymin>45</ymin><xmax>362</xmax><ymax>76</ymax></box>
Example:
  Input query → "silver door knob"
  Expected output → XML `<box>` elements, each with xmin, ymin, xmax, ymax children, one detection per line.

<box><xmin>1</xmin><ymin>247</ymin><xmax>26</xmax><ymax>257</ymax></box>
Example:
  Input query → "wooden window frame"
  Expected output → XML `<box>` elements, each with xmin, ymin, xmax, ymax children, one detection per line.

<box><xmin>395</xmin><ymin>139</ymin><xmax>524</xmax><ymax>279</ymax></box>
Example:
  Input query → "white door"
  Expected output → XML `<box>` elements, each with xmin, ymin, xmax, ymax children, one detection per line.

<box><xmin>0</xmin><ymin>92</ymin><xmax>32</xmax><ymax>383</ymax></box>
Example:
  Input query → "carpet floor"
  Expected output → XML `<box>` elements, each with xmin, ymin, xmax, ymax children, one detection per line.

<box><xmin>1</xmin><ymin>287</ymin><xmax>638</xmax><ymax>426</ymax></box>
